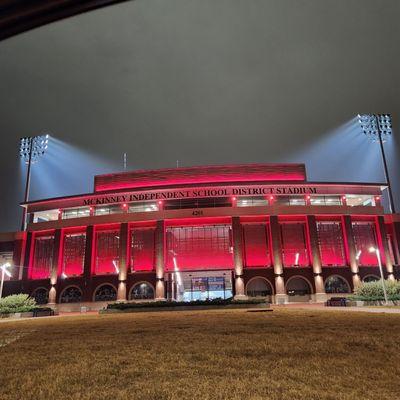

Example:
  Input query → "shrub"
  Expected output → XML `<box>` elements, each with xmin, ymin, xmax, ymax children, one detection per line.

<box><xmin>352</xmin><ymin>279</ymin><xmax>400</xmax><ymax>301</ymax></box>
<box><xmin>0</xmin><ymin>294</ymin><xmax>37</xmax><ymax>314</ymax></box>
<box><xmin>107</xmin><ymin>297</ymin><xmax>266</xmax><ymax>310</ymax></box>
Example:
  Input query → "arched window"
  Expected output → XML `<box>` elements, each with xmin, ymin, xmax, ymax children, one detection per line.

<box><xmin>94</xmin><ymin>284</ymin><xmax>117</xmax><ymax>302</ymax></box>
<box><xmin>32</xmin><ymin>288</ymin><xmax>49</xmax><ymax>305</ymax></box>
<box><xmin>363</xmin><ymin>275</ymin><xmax>379</xmax><ymax>283</ymax></box>
<box><xmin>246</xmin><ymin>278</ymin><xmax>273</xmax><ymax>297</ymax></box>
<box><xmin>324</xmin><ymin>276</ymin><xmax>350</xmax><ymax>294</ymax></box>
<box><xmin>60</xmin><ymin>286</ymin><xmax>83</xmax><ymax>303</ymax></box>
<box><xmin>130</xmin><ymin>282</ymin><xmax>154</xmax><ymax>300</ymax></box>
<box><xmin>286</xmin><ymin>277</ymin><xmax>312</xmax><ymax>296</ymax></box>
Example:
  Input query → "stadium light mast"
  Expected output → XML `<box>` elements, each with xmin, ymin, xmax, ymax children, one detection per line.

<box><xmin>19</xmin><ymin>134</ymin><xmax>49</xmax><ymax>230</ymax></box>
<box><xmin>358</xmin><ymin>114</ymin><xmax>395</xmax><ymax>213</ymax></box>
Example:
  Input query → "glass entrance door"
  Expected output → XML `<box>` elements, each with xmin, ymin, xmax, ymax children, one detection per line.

<box><xmin>167</xmin><ymin>270</ymin><xmax>232</xmax><ymax>302</ymax></box>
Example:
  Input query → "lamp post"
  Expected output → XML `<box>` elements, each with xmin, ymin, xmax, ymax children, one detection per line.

<box><xmin>369</xmin><ymin>247</ymin><xmax>389</xmax><ymax>305</ymax></box>
<box><xmin>19</xmin><ymin>134</ymin><xmax>49</xmax><ymax>230</ymax></box>
<box><xmin>358</xmin><ymin>114</ymin><xmax>395</xmax><ymax>213</ymax></box>
<box><xmin>0</xmin><ymin>263</ymin><xmax>11</xmax><ymax>299</ymax></box>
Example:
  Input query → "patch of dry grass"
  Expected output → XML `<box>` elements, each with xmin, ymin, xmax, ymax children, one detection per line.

<box><xmin>0</xmin><ymin>309</ymin><xmax>399</xmax><ymax>400</ymax></box>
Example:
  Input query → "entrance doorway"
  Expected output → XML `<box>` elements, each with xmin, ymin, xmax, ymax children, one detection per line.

<box><xmin>167</xmin><ymin>270</ymin><xmax>233</xmax><ymax>302</ymax></box>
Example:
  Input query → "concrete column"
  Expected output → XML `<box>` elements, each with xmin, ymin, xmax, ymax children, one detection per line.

<box><xmin>270</xmin><ymin>216</ymin><xmax>288</xmax><ymax>304</ymax></box>
<box><xmin>377</xmin><ymin>216</ymin><xmax>395</xmax><ymax>281</ymax></box>
<box><xmin>83</xmin><ymin>226</ymin><xmax>94</xmax><ymax>302</ymax></box>
<box><xmin>343</xmin><ymin>216</ymin><xmax>361</xmax><ymax>289</ymax></box>
<box><xmin>232</xmin><ymin>217</ymin><xmax>246</xmax><ymax>299</ymax></box>
<box><xmin>21</xmin><ymin>231</ymin><xmax>33</xmax><ymax>282</ymax></box>
<box><xmin>307</xmin><ymin>216</ymin><xmax>326</xmax><ymax>303</ymax></box>
<box><xmin>49</xmin><ymin>229</ymin><xmax>62</xmax><ymax>305</ymax></box>
<box><xmin>117</xmin><ymin>223</ymin><xmax>129</xmax><ymax>301</ymax></box>
<box><xmin>155</xmin><ymin>220</ymin><xmax>166</xmax><ymax>300</ymax></box>
<box><xmin>393</xmin><ymin>221</ymin><xmax>400</xmax><ymax>272</ymax></box>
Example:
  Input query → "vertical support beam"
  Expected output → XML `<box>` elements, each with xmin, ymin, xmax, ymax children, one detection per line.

<box><xmin>343</xmin><ymin>216</ymin><xmax>361</xmax><ymax>289</ymax></box>
<box><xmin>393</xmin><ymin>221</ymin><xmax>400</xmax><ymax>271</ymax></box>
<box><xmin>307</xmin><ymin>215</ymin><xmax>326</xmax><ymax>302</ymax></box>
<box><xmin>49</xmin><ymin>229</ymin><xmax>62</xmax><ymax>304</ymax></box>
<box><xmin>83</xmin><ymin>226</ymin><xmax>94</xmax><ymax>302</ymax></box>
<box><xmin>270</xmin><ymin>216</ymin><xmax>287</xmax><ymax>304</ymax></box>
<box><xmin>377</xmin><ymin>216</ymin><xmax>395</xmax><ymax>281</ymax></box>
<box><xmin>117</xmin><ymin>223</ymin><xmax>128</xmax><ymax>301</ymax></box>
<box><xmin>155</xmin><ymin>220</ymin><xmax>165</xmax><ymax>300</ymax></box>
<box><xmin>232</xmin><ymin>217</ymin><xmax>246</xmax><ymax>299</ymax></box>
<box><xmin>22</xmin><ymin>231</ymin><xmax>33</xmax><ymax>282</ymax></box>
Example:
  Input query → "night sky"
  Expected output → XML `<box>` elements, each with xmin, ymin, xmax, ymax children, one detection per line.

<box><xmin>1</xmin><ymin>0</ymin><xmax>400</xmax><ymax>231</ymax></box>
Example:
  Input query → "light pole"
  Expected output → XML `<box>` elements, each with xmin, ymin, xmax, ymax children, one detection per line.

<box><xmin>369</xmin><ymin>247</ymin><xmax>389</xmax><ymax>305</ymax></box>
<box><xmin>0</xmin><ymin>263</ymin><xmax>11</xmax><ymax>299</ymax></box>
<box><xmin>19</xmin><ymin>134</ymin><xmax>49</xmax><ymax>230</ymax></box>
<box><xmin>358</xmin><ymin>114</ymin><xmax>395</xmax><ymax>213</ymax></box>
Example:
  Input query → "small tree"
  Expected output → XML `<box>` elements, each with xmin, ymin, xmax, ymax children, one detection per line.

<box><xmin>0</xmin><ymin>294</ymin><xmax>36</xmax><ymax>314</ymax></box>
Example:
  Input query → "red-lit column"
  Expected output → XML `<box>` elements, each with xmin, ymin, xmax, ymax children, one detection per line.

<box><xmin>83</xmin><ymin>226</ymin><xmax>94</xmax><ymax>302</ymax></box>
<box><xmin>393</xmin><ymin>221</ymin><xmax>400</xmax><ymax>275</ymax></box>
<box><xmin>270</xmin><ymin>216</ymin><xmax>287</xmax><ymax>304</ymax></box>
<box><xmin>21</xmin><ymin>231</ymin><xmax>33</xmax><ymax>282</ymax></box>
<box><xmin>117</xmin><ymin>223</ymin><xmax>128</xmax><ymax>301</ymax></box>
<box><xmin>343</xmin><ymin>216</ymin><xmax>361</xmax><ymax>289</ymax></box>
<box><xmin>377</xmin><ymin>216</ymin><xmax>395</xmax><ymax>281</ymax></box>
<box><xmin>49</xmin><ymin>229</ymin><xmax>62</xmax><ymax>305</ymax></box>
<box><xmin>232</xmin><ymin>217</ymin><xmax>246</xmax><ymax>299</ymax></box>
<box><xmin>155</xmin><ymin>220</ymin><xmax>166</xmax><ymax>300</ymax></box>
<box><xmin>307</xmin><ymin>216</ymin><xmax>326</xmax><ymax>302</ymax></box>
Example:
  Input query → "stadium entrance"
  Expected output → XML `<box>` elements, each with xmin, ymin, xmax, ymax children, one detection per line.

<box><xmin>166</xmin><ymin>270</ymin><xmax>233</xmax><ymax>301</ymax></box>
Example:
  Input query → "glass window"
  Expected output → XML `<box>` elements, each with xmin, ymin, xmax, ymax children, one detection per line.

<box><xmin>95</xmin><ymin>230</ymin><xmax>120</xmax><ymax>275</ymax></box>
<box><xmin>237</xmin><ymin>197</ymin><xmax>268</xmax><ymax>207</ymax></box>
<box><xmin>166</xmin><ymin>225</ymin><xmax>233</xmax><ymax>271</ymax></box>
<box><xmin>94</xmin><ymin>284</ymin><xmax>117</xmax><ymax>302</ymax></box>
<box><xmin>242</xmin><ymin>224</ymin><xmax>271</xmax><ymax>267</ymax></box>
<box><xmin>95</xmin><ymin>205</ymin><xmax>124</xmax><ymax>216</ymax></box>
<box><xmin>62</xmin><ymin>233</ymin><xmax>86</xmax><ymax>276</ymax></box>
<box><xmin>310</xmin><ymin>196</ymin><xmax>341</xmax><ymax>206</ymax></box>
<box><xmin>129</xmin><ymin>202</ymin><xmax>159</xmax><ymax>213</ymax></box>
<box><xmin>346</xmin><ymin>195</ymin><xmax>375</xmax><ymax>207</ymax></box>
<box><xmin>0</xmin><ymin>252</ymin><xmax>13</xmax><ymax>281</ymax></box>
<box><xmin>33</xmin><ymin>210</ymin><xmax>59</xmax><ymax>223</ymax></box>
<box><xmin>62</xmin><ymin>207</ymin><xmax>90</xmax><ymax>219</ymax></box>
<box><xmin>31</xmin><ymin>235</ymin><xmax>54</xmax><ymax>279</ymax></box>
<box><xmin>246</xmin><ymin>278</ymin><xmax>273</xmax><ymax>297</ymax></box>
<box><xmin>275</xmin><ymin>196</ymin><xmax>306</xmax><ymax>206</ymax></box>
<box><xmin>286</xmin><ymin>277</ymin><xmax>311</xmax><ymax>296</ymax></box>
<box><xmin>32</xmin><ymin>288</ymin><xmax>49</xmax><ymax>305</ymax></box>
<box><xmin>280</xmin><ymin>222</ymin><xmax>309</xmax><ymax>267</ymax></box>
<box><xmin>164</xmin><ymin>197</ymin><xmax>231</xmax><ymax>210</ymax></box>
<box><xmin>131</xmin><ymin>228</ymin><xmax>155</xmax><ymax>272</ymax></box>
<box><xmin>352</xmin><ymin>221</ymin><xmax>378</xmax><ymax>266</ymax></box>
<box><xmin>60</xmin><ymin>286</ymin><xmax>82</xmax><ymax>303</ymax></box>
<box><xmin>325</xmin><ymin>276</ymin><xmax>350</xmax><ymax>293</ymax></box>
<box><xmin>316</xmin><ymin>222</ymin><xmax>346</xmax><ymax>266</ymax></box>
<box><xmin>130</xmin><ymin>282</ymin><xmax>154</xmax><ymax>300</ymax></box>
<box><xmin>363</xmin><ymin>275</ymin><xmax>379</xmax><ymax>283</ymax></box>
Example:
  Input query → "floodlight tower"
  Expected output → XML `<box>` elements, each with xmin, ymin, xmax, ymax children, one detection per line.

<box><xmin>358</xmin><ymin>114</ymin><xmax>395</xmax><ymax>213</ymax></box>
<box><xmin>19</xmin><ymin>134</ymin><xmax>49</xmax><ymax>230</ymax></box>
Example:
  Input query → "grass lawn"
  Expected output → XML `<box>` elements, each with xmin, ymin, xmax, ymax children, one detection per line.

<box><xmin>1</xmin><ymin>309</ymin><xmax>400</xmax><ymax>400</ymax></box>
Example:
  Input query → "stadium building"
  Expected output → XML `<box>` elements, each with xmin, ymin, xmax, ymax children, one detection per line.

<box><xmin>1</xmin><ymin>163</ymin><xmax>399</xmax><ymax>309</ymax></box>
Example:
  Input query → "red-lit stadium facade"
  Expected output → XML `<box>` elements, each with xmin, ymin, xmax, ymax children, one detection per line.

<box><xmin>2</xmin><ymin>163</ymin><xmax>400</xmax><ymax>309</ymax></box>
